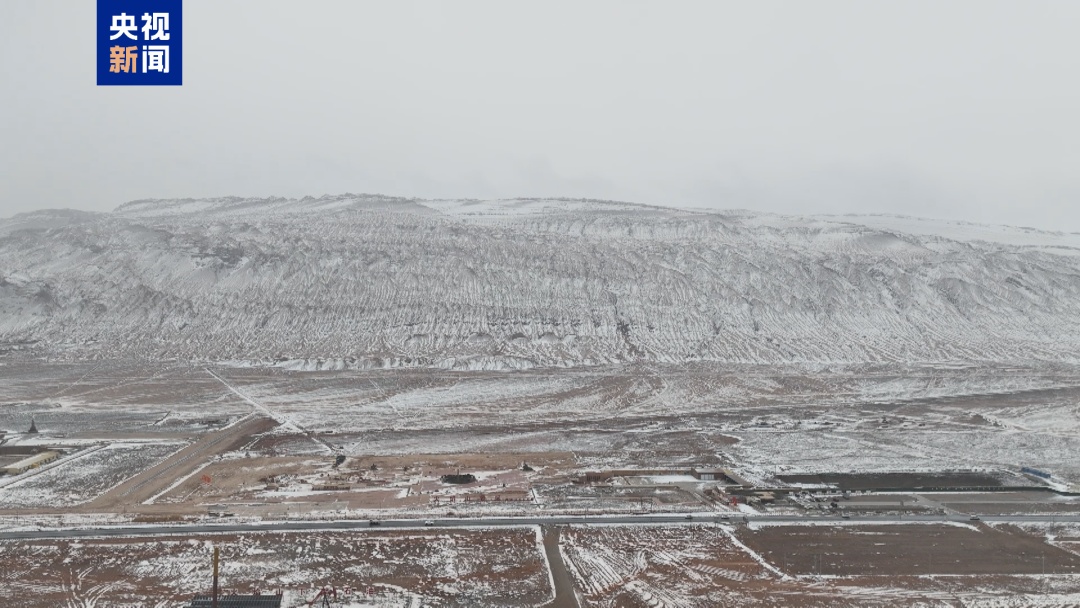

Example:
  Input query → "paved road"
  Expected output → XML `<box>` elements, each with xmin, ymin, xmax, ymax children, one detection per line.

<box><xmin>2</xmin><ymin>512</ymin><xmax>1079</xmax><ymax>541</ymax></box>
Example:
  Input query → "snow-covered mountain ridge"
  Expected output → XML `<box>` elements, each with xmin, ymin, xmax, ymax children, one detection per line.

<box><xmin>2</xmin><ymin>194</ymin><xmax>1078</xmax><ymax>368</ymax></box>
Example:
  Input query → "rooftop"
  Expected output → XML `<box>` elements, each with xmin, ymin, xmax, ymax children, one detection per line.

<box><xmin>188</xmin><ymin>594</ymin><xmax>283</xmax><ymax>608</ymax></box>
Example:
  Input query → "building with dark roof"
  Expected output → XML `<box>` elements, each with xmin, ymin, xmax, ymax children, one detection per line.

<box><xmin>188</xmin><ymin>594</ymin><xmax>283</xmax><ymax>608</ymax></box>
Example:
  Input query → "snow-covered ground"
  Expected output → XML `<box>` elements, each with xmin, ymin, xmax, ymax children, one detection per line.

<box><xmin>0</xmin><ymin>442</ymin><xmax>185</xmax><ymax>508</ymax></box>
<box><xmin>3</xmin><ymin>195</ymin><xmax>1080</xmax><ymax>367</ymax></box>
<box><xmin>0</xmin><ymin>528</ymin><xmax>551</xmax><ymax>608</ymax></box>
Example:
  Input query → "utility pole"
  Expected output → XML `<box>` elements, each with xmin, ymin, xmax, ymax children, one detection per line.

<box><xmin>212</xmin><ymin>546</ymin><xmax>220</xmax><ymax>608</ymax></box>
<box><xmin>1044</xmin><ymin>552</ymin><xmax>1050</xmax><ymax>594</ymax></box>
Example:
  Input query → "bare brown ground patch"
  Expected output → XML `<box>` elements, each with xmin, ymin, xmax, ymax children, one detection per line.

<box><xmin>77</xmin><ymin>415</ymin><xmax>278</xmax><ymax>513</ymax></box>
<box><xmin>0</xmin><ymin>528</ymin><xmax>551</xmax><ymax>608</ymax></box>
<box><xmin>739</xmin><ymin>523</ymin><xmax>1080</xmax><ymax>577</ymax></box>
<box><xmin>150</xmin><ymin>450</ymin><xmax>575</xmax><ymax>513</ymax></box>
<box><xmin>150</xmin><ymin>455</ymin><xmax>319</xmax><ymax>504</ymax></box>
<box><xmin>343</xmin><ymin>451</ymin><xmax>577</xmax><ymax>473</ymax></box>
<box><xmin>559</xmin><ymin>524</ymin><xmax>781</xmax><ymax>608</ymax></box>
<box><xmin>557</xmin><ymin>524</ymin><xmax>1080</xmax><ymax>607</ymax></box>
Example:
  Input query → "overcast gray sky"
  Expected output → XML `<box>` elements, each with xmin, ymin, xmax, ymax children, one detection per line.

<box><xmin>1</xmin><ymin>1</ymin><xmax>1078</xmax><ymax>229</ymax></box>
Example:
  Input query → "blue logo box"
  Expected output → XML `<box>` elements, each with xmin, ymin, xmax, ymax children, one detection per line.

<box><xmin>97</xmin><ymin>0</ymin><xmax>182</xmax><ymax>86</ymax></box>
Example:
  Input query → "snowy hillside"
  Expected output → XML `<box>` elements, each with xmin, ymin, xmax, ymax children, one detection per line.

<box><xmin>1</xmin><ymin>194</ymin><xmax>1078</xmax><ymax>368</ymax></box>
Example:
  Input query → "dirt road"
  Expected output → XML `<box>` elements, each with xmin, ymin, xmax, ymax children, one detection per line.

<box><xmin>78</xmin><ymin>414</ymin><xmax>278</xmax><ymax>513</ymax></box>
<box><xmin>542</xmin><ymin>525</ymin><xmax>581</xmax><ymax>608</ymax></box>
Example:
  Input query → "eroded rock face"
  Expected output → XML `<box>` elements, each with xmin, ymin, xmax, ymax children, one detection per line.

<box><xmin>2</xmin><ymin>194</ymin><xmax>1079</xmax><ymax>368</ymax></box>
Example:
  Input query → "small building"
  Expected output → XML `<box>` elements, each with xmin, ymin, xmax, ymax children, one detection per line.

<box><xmin>441</xmin><ymin>473</ymin><xmax>477</xmax><ymax>484</ymax></box>
<box><xmin>188</xmin><ymin>594</ymin><xmax>283</xmax><ymax>608</ymax></box>
<box><xmin>3</xmin><ymin>450</ymin><xmax>60</xmax><ymax>475</ymax></box>
<box><xmin>692</xmin><ymin>468</ymin><xmax>752</xmax><ymax>486</ymax></box>
<box><xmin>578</xmin><ymin>471</ymin><xmax>614</xmax><ymax>484</ymax></box>
<box><xmin>693</xmin><ymin>468</ymin><xmax>726</xmax><ymax>481</ymax></box>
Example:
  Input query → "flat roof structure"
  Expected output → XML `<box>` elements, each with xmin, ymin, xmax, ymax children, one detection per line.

<box><xmin>2</xmin><ymin>450</ymin><xmax>59</xmax><ymax>475</ymax></box>
<box><xmin>188</xmin><ymin>594</ymin><xmax>283</xmax><ymax>608</ymax></box>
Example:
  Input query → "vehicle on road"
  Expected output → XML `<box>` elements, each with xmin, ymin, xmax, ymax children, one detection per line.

<box><xmin>970</xmin><ymin>514</ymin><xmax>981</xmax><ymax>521</ymax></box>
<box><xmin>424</xmin><ymin>520</ymin><xmax>435</xmax><ymax>526</ymax></box>
<box><xmin>369</xmin><ymin>520</ymin><xmax>381</xmax><ymax>526</ymax></box>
